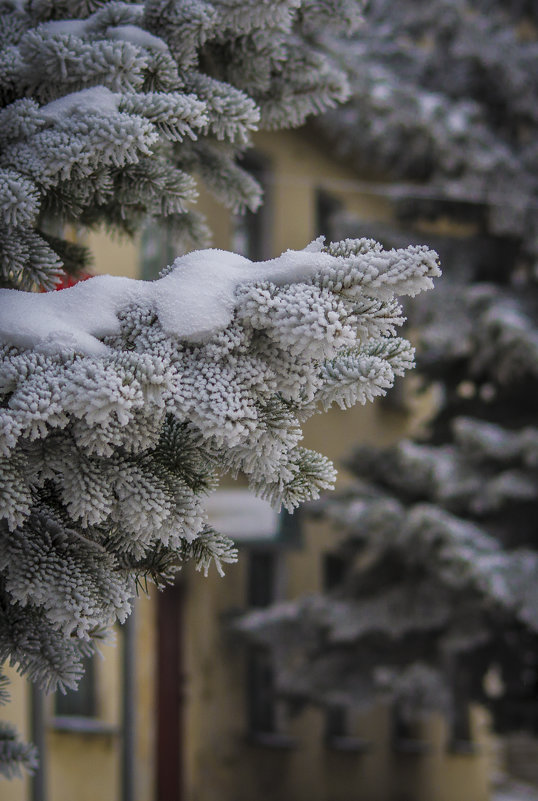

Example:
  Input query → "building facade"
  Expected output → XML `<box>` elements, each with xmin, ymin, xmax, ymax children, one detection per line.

<box><xmin>1</xmin><ymin>127</ymin><xmax>494</xmax><ymax>801</ymax></box>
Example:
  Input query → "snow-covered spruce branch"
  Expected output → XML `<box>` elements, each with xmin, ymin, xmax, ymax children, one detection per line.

<box><xmin>314</xmin><ymin>0</ymin><xmax>538</xmax><ymax>260</ymax></box>
<box><xmin>0</xmin><ymin>237</ymin><xmax>439</xmax><ymax>691</ymax></box>
<box><xmin>0</xmin><ymin>722</ymin><xmax>38</xmax><ymax>780</ymax></box>
<box><xmin>0</xmin><ymin>668</ymin><xmax>37</xmax><ymax>779</ymax></box>
<box><xmin>0</xmin><ymin>0</ymin><xmax>362</xmax><ymax>291</ymax></box>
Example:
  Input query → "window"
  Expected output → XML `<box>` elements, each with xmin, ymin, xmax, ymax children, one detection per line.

<box><xmin>322</xmin><ymin>554</ymin><xmax>367</xmax><ymax>749</ymax></box>
<box><xmin>246</xmin><ymin>550</ymin><xmax>277</xmax><ymax>737</ymax></box>
<box><xmin>278</xmin><ymin>507</ymin><xmax>302</xmax><ymax>547</ymax></box>
<box><xmin>322</xmin><ymin>552</ymin><xmax>347</xmax><ymax>592</ymax></box>
<box><xmin>232</xmin><ymin>153</ymin><xmax>273</xmax><ymax>262</ymax></box>
<box><xmin>450</xmin><ymin>703</ymin><xmax>473</xmax><ymax>752</ymax></box>
<box><xmin>247</xmin><ymin>646</ymin><xmax>277</xmax><ymax>735</ymax></box>
<box><xmin>54</xmin><ymin>655</ymin><xmax>97</xmax><ymax>719</ymax></box>
<box><xmin>324</xmin><ymin>703</ymin><xmax>370</xmax><ymax>752</ymax></box>
<box><xmin>448</xmin><ymin>660</ymin><xmax>475</xmax><ymax>753</ymax></box>
<box><xmin>245</xmin><ymin>549</ymin><xmax>294</xmax><ymax>746</ymax></box>
<box><xmin>378</xmin><ymin>375</ymin><xmax>407</xmax><ymax>411</ymax></box>
<box><xmin>315</xmin><ymin>189</ymin><xmax>342</xmax><ymax>242</ymax></box>
<box><xmin>325</xmin><ymin>704</ymin><xmax>349</xmax><ymax>740</ymax></box>
<box><xmin>392</xmin><ymin>704</ymin><xmax>430</xmax><ymax>755</ymax></box>
<box><xmin>247</xmin><ymin>550</ymin><xmax>276</xmax><ymax>609</ymax></box>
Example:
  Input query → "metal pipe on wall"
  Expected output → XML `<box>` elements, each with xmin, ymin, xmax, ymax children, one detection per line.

<box><xmin>30</xmin><ymin>685</ymin><xmax>46</xmax><ymax>801</ymax></box>
<box><xmin>122</xmin><ymin>604</ymin><xmax>137</xmax><ymax>801</ymax></box>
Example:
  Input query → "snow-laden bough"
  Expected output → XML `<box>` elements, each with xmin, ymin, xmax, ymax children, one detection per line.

<box><xmin>0</xmin><ymin>236</ymin><xmax>439</xmax><ymax>691</ymax></box>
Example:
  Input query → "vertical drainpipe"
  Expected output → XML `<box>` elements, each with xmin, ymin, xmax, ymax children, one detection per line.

<box><xmin>122</xmin><ymin>603</ymin><xmax>136</xmax><ymax>801</ymax></box>
<box><xmin>30</xmin><ymin>685</ymin><xmax>46</xmax><ymax>801</ymax></box>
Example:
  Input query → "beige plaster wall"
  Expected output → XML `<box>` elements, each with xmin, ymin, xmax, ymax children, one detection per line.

<box><xmin>86</xmin><ymin>230</ymin><xmax>141</xmax><ymax>278</ymax></box>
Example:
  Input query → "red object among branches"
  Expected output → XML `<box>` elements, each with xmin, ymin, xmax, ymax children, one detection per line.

<box><xmin>53</xmin><ymin>273</ymin><xmax>93</xmax><ymax>291</ymax></box>
<box><xmin>39</xmin><ymin>272</ymin><xmax>94</xmax><ymax>292</ymax></box>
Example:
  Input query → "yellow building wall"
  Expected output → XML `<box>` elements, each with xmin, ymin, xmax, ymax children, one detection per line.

<box><xmin>87</xmin><ymin>231</ymin><xmax>140</xmax><ymax>278</ymax></box>
<box><xmin>1</xmin><ymin>127</ymin><xmax>492</xmax><ymax>801</ymax></box>
<box><xmin>180</xmin><ymin>523</ymin><xmax>492</xmax><ymax>801</ymax></box>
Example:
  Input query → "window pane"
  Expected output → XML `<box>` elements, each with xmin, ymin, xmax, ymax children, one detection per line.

<box><xmin>325</xmin><ymin>705</ymin><xmax>349</xmax><ymax>740</ymax></box>
<box><xmin>316</xmin><ymin>190</ymin><xmax>342</xmax><ymax>241</ymax></box>
<box><xmin>323</xmin><ymin>553</ymin><xmax>347</xmax><ymax>592</ymax></box>
<box><xmin>248</xmin><ymin>551</ymin><xmax>275</xmax><ymax>608</ymax></box>
<box><xmin>232</xmin><ymin>153</ymin><xmax>272</xmax><ymax>262</ymax></box>
<box><xmin>247</xmin><ymin>646</ymin><xmax>276</xmax><ymax>735</ymax></box>
<box><xmin>55</xmin><ymin>656</ymin><xmax>96</xmax><ymax>718</ymax></box>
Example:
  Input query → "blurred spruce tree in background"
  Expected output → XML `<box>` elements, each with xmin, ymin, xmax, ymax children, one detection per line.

<box><xmin>238</xmin><ymin>0</ymin><xmax>538</xmax><ymax>738</ymax></box>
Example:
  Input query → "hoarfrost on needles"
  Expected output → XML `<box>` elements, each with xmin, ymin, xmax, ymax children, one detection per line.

<box><xmin>0</xmin><ymin>235</ymin><xmax>439</xmax><ymax>697</ymax></box>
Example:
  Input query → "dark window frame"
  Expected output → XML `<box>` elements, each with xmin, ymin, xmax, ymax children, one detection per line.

<box><xmin>392</xmin><ymin>704</ymin><xmax>431</xmax><ymax>755</ymax></box>
<box><xmin>324</xmin><ymin>703</ymin><xmax>371</xmax><ymax>753</ymax></box>
<box><xmin>322</xmin><ymin>552</ymin><xmax>348</xmax><ymax>592</ymax></box>
<box><xmin>246</xmin><ymin>645</ymin><xmax>278</xmax><ymax>736</ymax></box>
<box><xmin>244</xmin><ymin>546</ymin><xmax>295</xmax><ymax>747</ymax></box>
<box><xmin>232</xmin><ymin>152</ymin><xmax>273</xmax><ymax>262</ymax></box>
<box><xmin>448</xmin><ymin>661</ymin><xmax>477</xmax><ymax>754</ymax></box>
<box><xmin>247</xmin><ymin>549</ymin><xmax>277</xmax><ymax>609</ymax></box>
<box><xmin>315</xmin><ymin>188</ymin><xmax>343</xmax><ymax>242</ymax></box>
<box><xmin>54</xmin><ymin>654</ymin><xmax>97</xmax><ymax>720</ymax></box>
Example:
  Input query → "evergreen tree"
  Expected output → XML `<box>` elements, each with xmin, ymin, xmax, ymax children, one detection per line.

<box><xmin>0</xmin><ymin>0</ymin><xmax>442</xmax><ymax>777</ymax></box>
<box><xmin>236</xmin><ymin>0</ymin><xmax>538</xmax><ymax>737</ymax></box>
